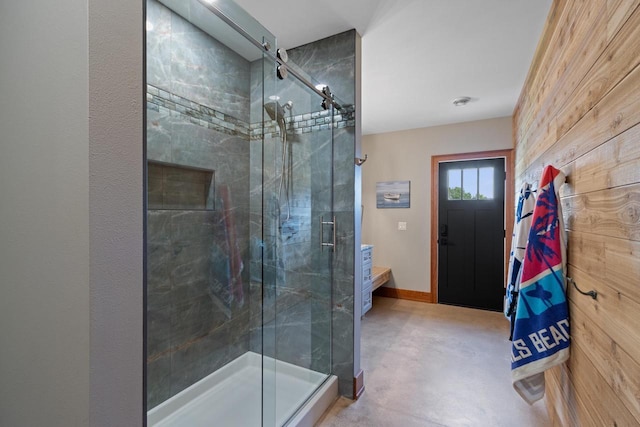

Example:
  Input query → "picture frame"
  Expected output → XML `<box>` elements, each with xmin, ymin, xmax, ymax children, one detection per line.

<box><xmin>376</xmin><ymin>180</ymin><xmax>410</xmax><ymax>208</ymax></box>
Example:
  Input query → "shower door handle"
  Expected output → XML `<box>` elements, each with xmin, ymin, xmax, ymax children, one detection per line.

<box><xmin>320</xmin><ymin>216</ymin><xmax>336</xmax><ymax>252</ymax></box>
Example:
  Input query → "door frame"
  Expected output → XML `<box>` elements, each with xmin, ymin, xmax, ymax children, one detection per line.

<box><xmin>430</xmin><ymin>149</ymin><xmax>514</xmax><ymax>305</ymax></box>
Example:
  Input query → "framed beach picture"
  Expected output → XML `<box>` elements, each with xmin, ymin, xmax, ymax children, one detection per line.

<box><xmin>376</xmin><ymin>180</ymin><xmax>410</xmax><ymax>208</ymax></box>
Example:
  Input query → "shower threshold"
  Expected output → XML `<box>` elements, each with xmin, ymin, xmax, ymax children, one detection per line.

<box><xmin>148</xmin><ymin>351</ymin><xmax>337</xmax><ymax>427</ymax></box>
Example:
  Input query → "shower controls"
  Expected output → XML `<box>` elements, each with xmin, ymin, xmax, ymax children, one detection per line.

<box><xmin>277</xmin><ymin>48</ymin><xmax>288</xmax><ymax>63</ymax></box>
<box><xmin>277</xmin><ymin>65</ymin><xmax>288</xmax><ymax>80</ymax></box>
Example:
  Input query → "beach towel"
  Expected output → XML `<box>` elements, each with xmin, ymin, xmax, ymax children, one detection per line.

<box><xmin>505</xmin><ymin>182</ymin><xmax>536</xmax><ymax>340</ymax></box>
<box><xmin>511</xmin><ymin>166</ymin><xmax>569</xmax><ymax>404</ymax></box>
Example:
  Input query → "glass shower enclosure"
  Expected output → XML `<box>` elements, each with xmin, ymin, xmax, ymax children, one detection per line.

<box><xmin>145</xmin><ymin>0</ymin><xmax>340</xmax><ymax>425</ymax></box>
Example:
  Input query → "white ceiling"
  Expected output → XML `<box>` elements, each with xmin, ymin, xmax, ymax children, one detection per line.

<box><xmin>234</xmin><ymin>0</ymin><xmax>552</xmax><ymax>135</ymax></box>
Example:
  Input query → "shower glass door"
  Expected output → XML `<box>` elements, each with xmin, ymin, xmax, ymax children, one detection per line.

<box><xmin>261</xmin><ymin>65</ymin><xmax>334</xmax><ymax>425</ymax></box>
<box><xmin>145</xmin><ymin>0</ymin><xmax>275</xmax><ymax>424</ymax></box>
<box><xmin>145</xmin><ymin>0</ymin><xmax>335</xmax><ymax>425</ymax></box>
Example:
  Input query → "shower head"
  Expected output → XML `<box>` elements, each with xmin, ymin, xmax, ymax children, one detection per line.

<box><xmin>264</xmin><ymin>101</ymin><xmax>292</xmax><ymax>136</ymax></box>
<box><xmin>264</xmin><ymin>101</ymin><xmax>285</xmax><ymax>122</ymax></box>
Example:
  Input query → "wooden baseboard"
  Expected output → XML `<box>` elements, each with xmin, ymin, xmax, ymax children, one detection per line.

<box><xmin>373</xmin><ymin>287</ymin><xmax>433</xmax><ymax>303</ymax></box>
<box><xmin>353</xmin><ymin>369</ymin><xmax>365</xmax><ymax>400</ymax></box>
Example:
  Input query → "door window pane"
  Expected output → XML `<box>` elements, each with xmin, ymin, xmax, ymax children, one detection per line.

<box><xmin>448</xmin><ymin>165</ymin><xmax>496</xmax><ymax>201</ymax></box>
<box><xmin>448</xmin><ymin>169</ymin><xmax>462</xmax><ymax>200</ymax></box>
<box><xmin>479</xmin><ymin>167</ymin><xmax>494</xmax><ymax>200</ymax></box>
<box><xmin>462</xmin><ymin>168</ymin><xmax>477</xmax><ymax>200</ymax></box>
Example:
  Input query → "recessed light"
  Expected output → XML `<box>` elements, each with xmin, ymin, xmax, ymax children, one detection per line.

<box><xmin>268</xmin><ymin>95</ymin><xmax>280</xmax><ymax>101</ymax></box>
<box><xmin>452</xmin><ymin>96</ymin><xmax>472</xmax><ymax>107</ymax></box>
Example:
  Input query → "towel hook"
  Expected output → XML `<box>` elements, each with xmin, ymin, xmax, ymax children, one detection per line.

<box><xmin>355</xmin><ymin>154</ymin><xmax>368</xmax><ymax>166</ymax></box>
<box><xmin>566</xmin><ymin>277</ymin><xmax>597</xmax><ymax>300</ymax></box>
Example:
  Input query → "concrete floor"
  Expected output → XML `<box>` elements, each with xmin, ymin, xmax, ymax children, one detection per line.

<box><xmin>316</xmin><ymin>296</ymin><xmax>551</xmax><ymax>427</ymax></box>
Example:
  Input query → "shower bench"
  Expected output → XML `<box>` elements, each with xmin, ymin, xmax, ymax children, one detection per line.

<box><xmin>371</xmin><ymin>266</ymin><xmax>391</xmax><ymax>291</ymax></box>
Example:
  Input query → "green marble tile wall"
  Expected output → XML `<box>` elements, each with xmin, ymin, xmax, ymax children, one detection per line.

<box><xmin>146</xmin><ymin>0</ymin><xmax>252</xmax><ymax>407</ymax></box>
<box><xmin>146</xmin><ymin>0</ymin><xmax>358</xmax><ymax>407</ymax></box>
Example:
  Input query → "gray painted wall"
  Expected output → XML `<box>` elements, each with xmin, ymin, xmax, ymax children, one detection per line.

<box><xmin>361</xmin><ymin>117</ymin><xmax>513</xmax><ymax>294</ymax></box>
<box><xmin>0</xmin><ymin>1</ymin><xmax>90</xmax><ymax>425</ymax></box>
<box><xmin>88</xmin><ymin>0</ymin><xmax>144</xmax><ymax>424</ymax></box>
<box><xmin>0</xmin><ymin>0</ymin><xmax>143</xmax><ymax>425</ymax></box>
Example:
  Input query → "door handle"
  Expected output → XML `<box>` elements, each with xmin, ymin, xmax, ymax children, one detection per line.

<box><xmin>320</xmin><ymin>215</ymin><xmax>336</xmax><ymax>252</ymax></box>
<box><xmin>440</xmin><ymin>237</ymin><xmax>448</xmax><ymax>246</ymax></box>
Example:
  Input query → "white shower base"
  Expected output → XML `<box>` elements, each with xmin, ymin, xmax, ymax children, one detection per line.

<box><xmin>148</xmin><ymin>352</ymin><xmax>337</xmax><ymax>427</ymax></box>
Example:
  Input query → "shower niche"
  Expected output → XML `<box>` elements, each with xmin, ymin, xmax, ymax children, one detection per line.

<box><xmin>144</xmin><ymin>0</ymin><xmax>355</xmax><ymax>425</ymax></box>
<box><xmin>148</xmin><ymin>162</ymin><xmax>215</xmax><ymax>211</ymax></box>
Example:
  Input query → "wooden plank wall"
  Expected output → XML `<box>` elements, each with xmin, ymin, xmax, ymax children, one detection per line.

<box><xmin>513</xmin><ymin>0</ymin><xmax>640</xmax><ymax>425</ymax></box>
